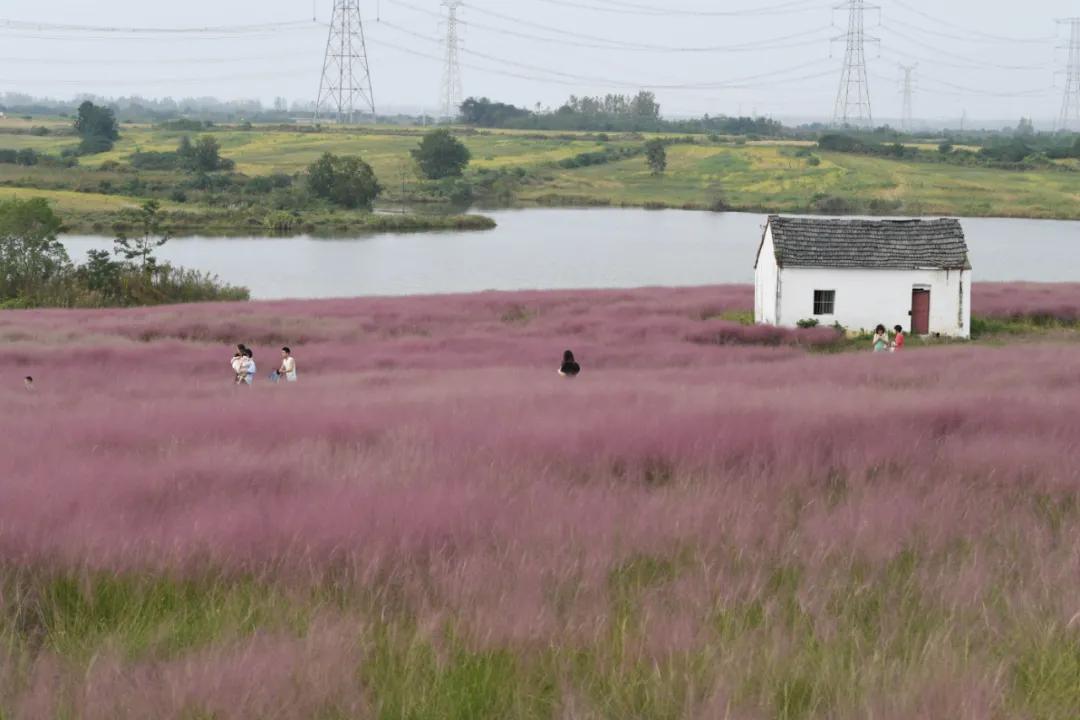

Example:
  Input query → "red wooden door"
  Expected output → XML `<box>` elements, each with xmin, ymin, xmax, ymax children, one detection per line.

<box><xmin>911</xmin><ymin>289</ymin><xmax>931</xmax><ymax>335</ymax></box>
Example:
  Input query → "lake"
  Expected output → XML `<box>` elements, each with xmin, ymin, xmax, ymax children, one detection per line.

<box><xmin>62</xmin><ymin>209</ymin><xmax>1080</xmax><ymax>300</ymax></box>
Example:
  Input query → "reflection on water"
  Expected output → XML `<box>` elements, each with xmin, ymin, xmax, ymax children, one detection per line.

<box><xmin>62</xmin><ymin>209</ymin><xmax>1080</xmax><ymax>300</ymax></box>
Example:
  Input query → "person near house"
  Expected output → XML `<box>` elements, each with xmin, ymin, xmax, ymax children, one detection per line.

<box><xmin>559</xmin><ymin>350</ymin><xmax>581</xmax><ymax>377</ymax></box>
<box><xmin>891</xmin><ymin>326</ymin><xmax>906</xmax><ymax>352</ymax></box>
<box><xmin>277</xmin><ymin>347</ymin><xmax>297</xmax><ymax>383</ymax></box>
<box><xmin>872</xmin><ymin>325</ymin><xmax>890</xmax><ymax>353</ymax></box>
<box><xmin>24</xmin><ymin>376</ymin><xmax>33</xmax><ymax>391</ymax></box>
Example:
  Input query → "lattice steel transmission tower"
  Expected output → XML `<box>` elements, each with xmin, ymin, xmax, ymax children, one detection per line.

<box><xmin>315</xmin><ymin>0</ymin><xmax>376</xmax><ymax>124</ymax></box>
<box><xmin>1058</xmin><ymin>18</ymin><xmax>1080</xmax><ymax>131</ymax></box>
<box><xmin>832</xmin><ymin>0</ymin><xmax>878</xmax><ymax>127</ymax></box>
<box><xmin>440</xmin><ymin>0</ymin><xmax>464</xmax><ymax>121</ymax></box>
<box><xmin>899</xmin><ymin>63</ymin><xmax>917</xmax><ymax>132</ymax></box>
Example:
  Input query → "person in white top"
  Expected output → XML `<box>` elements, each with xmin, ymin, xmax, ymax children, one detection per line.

<box><xmin>278</xmin><ymin>347</ymin><xmax>297</xmax><ymax>382</ymax></box>
<box><xmin>232</xmin><ymin>344</ymin><xmax>248</xmax><ymax>385</ymax></box>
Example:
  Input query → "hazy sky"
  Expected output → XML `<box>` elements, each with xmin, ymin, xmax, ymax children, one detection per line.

<box><xmin>2</xmin><ymin>0</ymin><xmax>1077</xmax><ymax>124</ymax></box>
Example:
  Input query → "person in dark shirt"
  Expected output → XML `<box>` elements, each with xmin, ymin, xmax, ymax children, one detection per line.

<box><xmin>559</xmin><ymin>350</ymin><xmax>581</xmax><ymax>377</ymax></box>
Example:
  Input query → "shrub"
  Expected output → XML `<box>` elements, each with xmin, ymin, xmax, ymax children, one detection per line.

<box><xmin>813</xmin><ymin>195</ymin><xmax>857</xmax><ymax>214</ymax></box>
<box><xmin>796</xmin><ymin>318</ymin><xmax>820</xmax><ymax>329</ymax></box>
<box><xmin>265</xmin><ymin>211</ymin><xmax>301</xmax><ymax>233</ymax></box>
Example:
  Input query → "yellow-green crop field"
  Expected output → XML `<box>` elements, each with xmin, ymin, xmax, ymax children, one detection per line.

<box><xmin>2</xmin><ymin>123</ymin><xmax>1079</xmax><ymax>221</ymax></box>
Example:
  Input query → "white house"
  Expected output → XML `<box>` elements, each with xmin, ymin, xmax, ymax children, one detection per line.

<box><xmin>754</xmin><ymin>216</ymin><xmax>972</xmax><ymax>337</ymax></box>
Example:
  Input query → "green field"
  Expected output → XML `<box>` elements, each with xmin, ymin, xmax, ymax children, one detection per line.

<box><xmin>2</xmin><ymin>121</ymin><xmax>1079</xmax><ymax>228</ymax></box>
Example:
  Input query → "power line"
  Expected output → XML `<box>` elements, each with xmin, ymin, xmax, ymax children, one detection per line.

<box><xmin>881</xmin><ymin>26</ymin><xmax>1049</xmax><ymax>71</ymax></box>
<box><xmin>0</xmin><ymin>18</ymin><xmax>314</xmax><ymax>34</ymax></box>
<box><xmin>385</xmin><ymin>0</ymin><xmax>834</xmax><ymax>54</ymax></box>
<box><xmin>316</xmin><ymin>0</ymin><xmax>376</xmax><ymax>124</ymax></box>
<box><xmin>833</xmin><ymin>0</ymin><xmax>878</xmax><ymax>127</ymax></box>
<box><xmin>883</xmin><ymin>15</ymin><xmax>1048</xmax><ymax>47</ymax></box>
<box><xmin>878</xmin><ymin>47</ymin><xmax>1048</xmax><ymax>73</ymax></box>
<box><xmin>872</xmin><ymin>72</ymin><xmax>1052</xmax><ymax>99</ymax></box>
<box><xmin>378</xmin><ymin>18</ymin><xmax>835</xmax><ymax>90</ymax></box>
<box><xmin>493</xmin><ymin>0</ymin><xmax>831</xmax><ymax>17</ymax></box>
<box><xmin>889</xmin><ymin>0</ymin><xmax>1055</xmax><ymax>44</ymax></box>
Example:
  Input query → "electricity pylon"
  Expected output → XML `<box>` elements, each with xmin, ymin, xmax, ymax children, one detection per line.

<box><xmin>900</xmin><ymin>63</ymin><xmax>917</xmax><ymax>132</ymax></box>
<box><xmin>1058</xmin><ymin>18</ymin><xmax>1080</xmax><ymax>131</ymax></box>
<box><xmin>440</xmin><ymin>0</ymin><xmax>464</xmax><ymax>121</ymax></box>
<box><xmin>832</xmin><ymin>0</ymin><xmax>879</xmax><ymax>127</ymax></box>
<box><xmin>315</xmin><ymin>0</ymin><xmax>376</xmax><ymax>124</ymax></box>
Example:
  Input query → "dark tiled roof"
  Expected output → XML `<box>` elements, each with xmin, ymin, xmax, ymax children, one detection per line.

<box><xmin>766</xmin><ymin>216</ymin><xmax>971</xmax><ymax>270</ymax></box>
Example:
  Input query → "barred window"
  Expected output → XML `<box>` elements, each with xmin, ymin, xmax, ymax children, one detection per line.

<box><xmin>813</xmin><ymin>290</ymin><xmax>836</xmax><ymax>315</ymax></box>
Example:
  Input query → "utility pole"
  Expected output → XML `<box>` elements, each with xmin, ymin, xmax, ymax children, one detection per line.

<box><xmin>899</xmin><ymin>63</ymin><xmax>917</xmax><ymax>132</ymax></box>
<box><xmin>1058</xmin><ymin>18</ymin><xmax>1080</xmax><ymax>131</ymax></box>
<box><xmin>832</xmin><ymin>0</ymin><xmax>879</xmax><ymax>128</ymax></box>
<box><xmin>440</xmin><ymin>0</ymin><xmax>464</xmax><ymax>122</ymax></box>
<box><xmin>315</xmin><ymin>0</ymin><xmax>376</xmax><ymax>124</ymax></box>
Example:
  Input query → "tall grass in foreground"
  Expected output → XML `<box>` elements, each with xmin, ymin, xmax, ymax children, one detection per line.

<box><xmin>1</xmin><ymin>285</ymin><xmax>1079</xmax><ymax>719</ymax></box>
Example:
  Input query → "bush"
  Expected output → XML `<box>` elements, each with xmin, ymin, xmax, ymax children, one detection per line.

<box><xmin>77</xmin><ymin>135</ymin><xmax>116</xmax><ymax>156</ymax></box>
<box><xmin>796</xmin><ymin>318</ymin><xmax>820</xmax><ymax>329</ymax></box>
<box><xmin>130</xmin><ymin>151</ymin><xmax>181</xmax><ymax>171</ymax></box>
<box><xmin>265</xmin><ymin>211</ymin><xmax>301</xmax><ymax>233</ymax></box>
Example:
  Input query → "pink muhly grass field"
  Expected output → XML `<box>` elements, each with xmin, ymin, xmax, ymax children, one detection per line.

<box><xmin>1</xmin><ymin>283</ymin><xmax>1080</xmax><ymax>719</ymax></box>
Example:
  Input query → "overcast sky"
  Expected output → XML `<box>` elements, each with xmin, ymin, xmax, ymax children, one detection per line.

<box><xmin>1</xmin><ymin>0</ymin><xmax>1076</xmax><ymax>125</ymax></box>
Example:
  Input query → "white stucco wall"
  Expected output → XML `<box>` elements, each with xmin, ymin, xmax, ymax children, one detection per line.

<box><xmin>754</xmin><ymin>227</ymin><xmax>779</xmax><ymax>325</ymax></box>
<box><xmin>771</xmin><ymin>267</ymin><xmax>971</xmax><ymax>337</ymax></box>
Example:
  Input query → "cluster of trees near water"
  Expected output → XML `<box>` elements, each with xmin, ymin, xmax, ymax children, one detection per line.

<box><xmin>0</xmin><ymin>197</ymin><xmax>247</xmax><ymax>309</ymax></box>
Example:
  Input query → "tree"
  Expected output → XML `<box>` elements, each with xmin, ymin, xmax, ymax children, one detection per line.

<box><xmin>411</xmin><ymin>129</ymin><xmax>471</xmax><ymax>180</ymax></box>
<box><xmin>115</xmin><ymin>200</ymin><xmax>169</xmax><ymax>271</ymax></box>
<box><xmin>645</xmin><ymin>139</ymin><xmax>667</xmax><ymax>175</ymax></box>
<box><xmin>630</xmin><ymin>91</ymin><xmax>661</xmax><ymax>120</ymax></box>
<box><xmin>74</xmin><ymin>101</ymin><xmax>119</xmax><ymax>154</ymax></box>
<box><xmin>306</xmin><ymin>153</ymin><xmax>381</xmax><ymax>209</ymax></box>
<box><xmin>191</xmin><ymin>136</ymin><xmax>224</xmax><ymax>172</ymax></box>
<box><xmin>0</xmin><ymin>197</ymin><xmax>68</xmax><ymax>301</ymax></box>
<box><xmin>78</xmin><ymin>249</ymin><xmax>124</xmax><ymax>300</ymax></box>
<box><xmin>177</xmin><ymin>135</ymin><xmax>194</xmax><ymax>163</ymax></box>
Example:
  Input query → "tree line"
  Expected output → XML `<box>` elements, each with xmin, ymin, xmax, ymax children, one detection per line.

<box><xmin>459</xmin><ymin>94</ymin><xmax>785</xmax><ymax>136</ymax></box>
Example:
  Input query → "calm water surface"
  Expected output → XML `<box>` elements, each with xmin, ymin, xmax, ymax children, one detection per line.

<box><xmin>62</xmin><ymin>209</ymin><xmax>1080</xmax><ymax>300</ymax></box>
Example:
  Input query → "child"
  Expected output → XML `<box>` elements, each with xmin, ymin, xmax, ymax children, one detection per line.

<box><xmin>232</xmin><ymin>352</ymin><xmax>245</xmax><ymax>384</ymax></box>
<box><xmin>891</xmin><ymin>326</ymin><xmax>906</xmax><ymax>352</ymax></box>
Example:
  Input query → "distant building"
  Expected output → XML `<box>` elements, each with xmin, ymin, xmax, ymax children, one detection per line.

<box><xmin>754</xmin><ymin>216</ymin><xmax>972</xmax><ymax>337</ymax></box>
